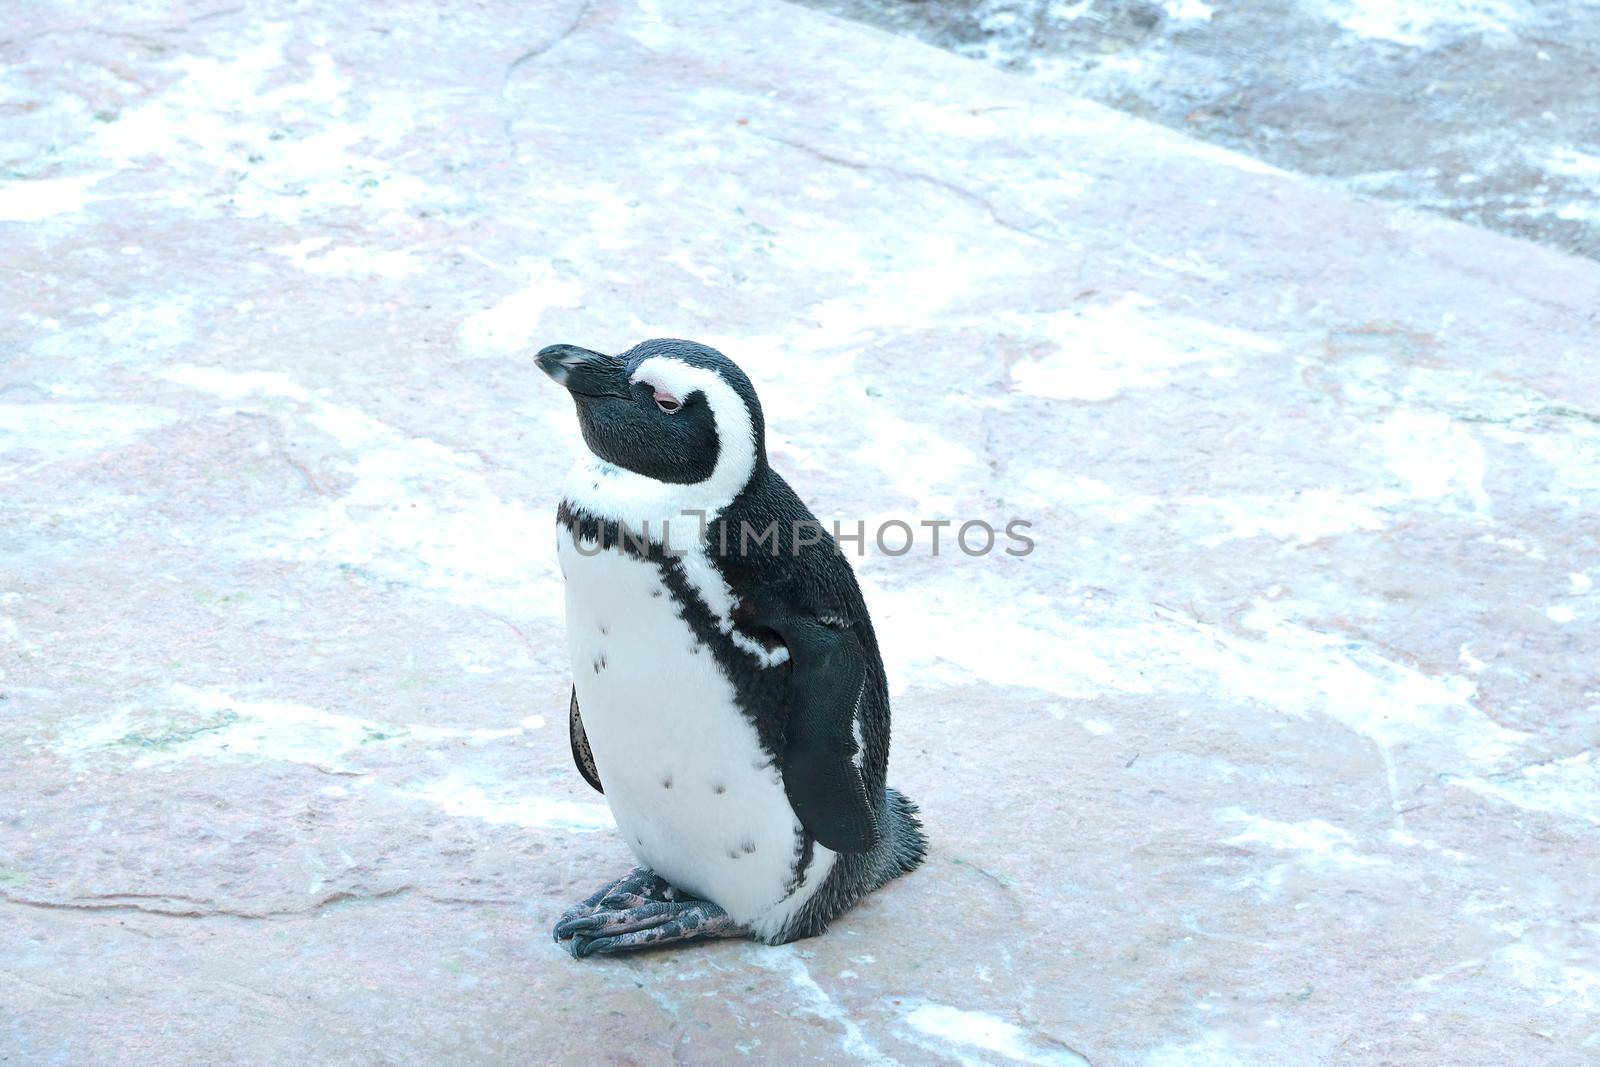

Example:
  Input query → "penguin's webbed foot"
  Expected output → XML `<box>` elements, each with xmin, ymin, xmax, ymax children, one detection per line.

<box><xmin>553</xmin><ymin>865</ymin><xmax>680</xmax><ymax>942</ymax></box>
<box><xmin>558</xmin><ymin>897</ymin><xmax>745</xmax><ymax>958</ymax></box>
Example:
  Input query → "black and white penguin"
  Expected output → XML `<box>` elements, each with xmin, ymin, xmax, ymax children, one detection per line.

<box><xmin>536</xmin><ymin>337</ymin><xmax>926</xmax><ymax>957</ymax></box>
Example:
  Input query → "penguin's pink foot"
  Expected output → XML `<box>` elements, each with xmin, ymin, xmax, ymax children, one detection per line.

<box><xmin>557</xmin><ymin>896</ymin><xmax>745</xmax><ymax>958</ymax></box>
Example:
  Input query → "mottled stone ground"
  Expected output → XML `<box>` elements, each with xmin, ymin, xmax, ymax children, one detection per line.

<box><xmin>2</xmin><ymin>1</ymin><xmax>1597</xmax><ymax>1064</ymax></box>
<box><xmin>800</xmin><ymin>0</ymin><xmax>1600</xmax><ymax>261</ymax></box>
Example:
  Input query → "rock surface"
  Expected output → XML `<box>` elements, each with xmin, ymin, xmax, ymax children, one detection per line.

<box><xmin>2</xmin><ymin>1</ymin><xmax>1597</xmax><ymax>1064</ymax></box>
<box><xmin>801</xmin><ymin>0</ymin><xmax>1600</xmax><ymax>261</ymax></box>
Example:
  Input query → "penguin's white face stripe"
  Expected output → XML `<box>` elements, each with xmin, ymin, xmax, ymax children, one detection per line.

<box><xmin>563</xmin><ymin>357</ymin><xmax>757</xmax><ymax>542</ymax></box>
<box><xmin>562</xmin><ymin>354</ymin><xmax>785</xmax><ymax>667</ymax></box>
<box><xmin>629</xmin><ymin>356</ymin><xmax>757</xmax><ymax>505</ymax></box>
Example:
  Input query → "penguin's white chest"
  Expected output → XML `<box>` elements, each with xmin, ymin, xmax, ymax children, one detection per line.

<box><xmin>557</xmin><ymin>526</ymin><xmax>832</xmax><ymax>936</ymax></box>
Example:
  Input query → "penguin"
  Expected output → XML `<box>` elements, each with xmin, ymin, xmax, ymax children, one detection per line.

<box><xmin>536</xmin><ymin>338</ymin><xmax>926</xmax><ymax>957</ymax></box>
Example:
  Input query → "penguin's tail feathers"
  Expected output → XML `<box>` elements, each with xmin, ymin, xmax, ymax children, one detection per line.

<box><xmin>883</xmin><ymin>787</ymin><xmax>927</xmax><ymax>876</ymax></box>
<box><xmin>774</xmin><ymin>787</ymin><xmax>928</xmax><ymax>943</ymax></box>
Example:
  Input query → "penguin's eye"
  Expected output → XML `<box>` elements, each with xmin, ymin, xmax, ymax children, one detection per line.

<box><xmin>653</xmin><ymin>389</ymin><xmax>681</xmax><ymax>414</ymax></box>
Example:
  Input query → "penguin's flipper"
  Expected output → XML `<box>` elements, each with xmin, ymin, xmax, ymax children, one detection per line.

<box><xmin>764</xmin><ymin>614</ymin><xmax>880</xmax><ymax>854</ymax></box>
<box><xmin>569</xmin><ymin>686</ymin><xmax>603</xmax><ymax>794</ymax></box>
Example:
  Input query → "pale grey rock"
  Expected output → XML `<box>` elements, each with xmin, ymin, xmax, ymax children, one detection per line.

<box><xmin>1</xmin><ymin>1</ymin><xmax>1597</xmax><ymax>1064</ymax></box>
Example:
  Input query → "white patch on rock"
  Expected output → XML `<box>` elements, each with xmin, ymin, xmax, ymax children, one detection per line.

<box><xmin>857</xmin><ymin>409</ymin><xmax>978</xmax><ymax>513</ymax></box>
<box><xmin>52</xmin><ymin>24</ymin><xmax>450</xmax><ymax>225</ymax></box>
<box><xmin>1481</xmin><ymin>416</ymin><xmax>1600</xmax><ymax>504</ymax></box>
<box><xmin>1543</xmin><ymin>148</ymin><xmax>1600</xmax><ymax>182</ymax></box>
<box><xmin>1217</xmin><ymin>808</ymin><xmax>1377</xmax><ymax>868</ymax></box>
<box><xmin>0</xmin><ymin>173</ymin><xmax>109</xmax><ymax>222</ymax></box>
<box><xmin>1495</xmin><ymin>935</ymin><xmax>1600</xmax><ymax>1013</ymax></box>
<box><xmin>162</xmin><ymin>365</ymin><xmax>312</xmax><ymax>402</ymax></box>
<box><xmin>0</xmin><ymin>402</ymin><xmax>179</xmax><ymax>471</ymax></box>
<box><xmin>271</xmin><ymin>236</ymin><xmax>419</xmax><ymax>279</ymax></box>
<box><xmin>870</xmin><ymin>578</ymin><xmax>1158</xmax><ymax>702</ymax></box>
<box><xmin>1142</xmin><ymin>1029</ymin><xmax>1263</xmax><ymax>1067</ymax></box>
<box><xmin>1157</xmin><ymin>599</ymin><xmax>1524</xmax><ymax>761</ymax></box>
<box><xmin>1477</xmin><ymin>532</ymin><xmax>1545</xmax><ymax>560</ymax></box>
<box><xmin>457</xmin><ymin>260</ymin><xmax>584</xmax><ymax>358</ymax></box>
<box><xmin>0</xmin><ymin>611</ymin><xmax>39</xmax><ymax>657</ymax></box>
<box><xmin>58</xmin><ymin>684</ymin><xmax>530</xmax><ymax>772</ymax></box>
<box><xmin>1449</xmin><ymin>752</ymin><xmax>1600</xmax><ymax>825</ymax></box>
<box><xmin>1179</xmin><ymin>489</ymin><xmax>1387</xmax><ymax>546</ymax></box>
<box><xmin>901</xmin><ymin>1001</ymin><xmax>1090</xmax><ymax>1066</ymax></box>
<box><xmin>624</xmin><ymin>0</ymin><xmax>678</xmax><ymax>51</ymax></box>
<box><xmin>1322</xmin><ymin>0</ymin><xmax>1521</xmax><ymax>48</ymax></box>
<box><xmin>27</xmin><ymin>300</ymin><xmax>198</xmax><ymax>378</ymax></box>
<box><xmin>1161</xmin><ymin>0</ymin><xmax>1214</xmax><ymax>23</ymax></box>
<box><xmin>400</xmin><ymin>771</ymin><xmax>612</xmax><ymax>833</ymax></box>
<box><xmin>159</xmin><ymin>364</ymin><xmax>562</xmax><ymax>616</ymax></box>
<box><xmin>1009</xmin><ymin>296</ymin><xmax>1281</xmax><ymax>402</ymax></box>
<box><xmin>745</xmin><ymin>946</ymin><xmax>894</xmax><ymax>1066</ymax></box>
<box><xmin>1167</xmin><ymin>136</ymin><xmax>1292</xmax><ymax>177</ymax></box>
<box><xmin>1373</xmin><ymin>410</ymin><xmax>1491</xmax><ymax>515</ymax></box>
<box><xmin>1006</xmin><ymin>470</ymin><xmax>1159</xmax><ymax>524</ymax></box>
<box><xmin>873</xmin><ymin>573</ymin><xmax>1522</xmax><ymax>773</ymax></box>
<box><xmin>1517</xmin><ymin>149</ymin><xmax>1600</xmax><ymax>223</ymax></box>
<box><xmin>1385</xmin><ymin>827</ymin><xmax>1468</xmax><ymax>862</ymax></box>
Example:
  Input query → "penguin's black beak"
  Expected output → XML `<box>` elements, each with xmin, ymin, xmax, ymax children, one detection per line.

<box><xmin>536</xmin><ymin>344</ymin><xmax>630</xmax><ymax>400</ymax></box>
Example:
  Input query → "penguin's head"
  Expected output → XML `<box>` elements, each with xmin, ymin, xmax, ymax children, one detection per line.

<box><xmin>537</xmin><ymin>338</ymin><xmax>766</xmax><ymax>496</ymax></box>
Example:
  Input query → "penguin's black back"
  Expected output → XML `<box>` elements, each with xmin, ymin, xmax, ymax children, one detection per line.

<box><xmin>712</xmin><ymin>467</ymin><xmax>927</xmax><ymax>940</ymax></box>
